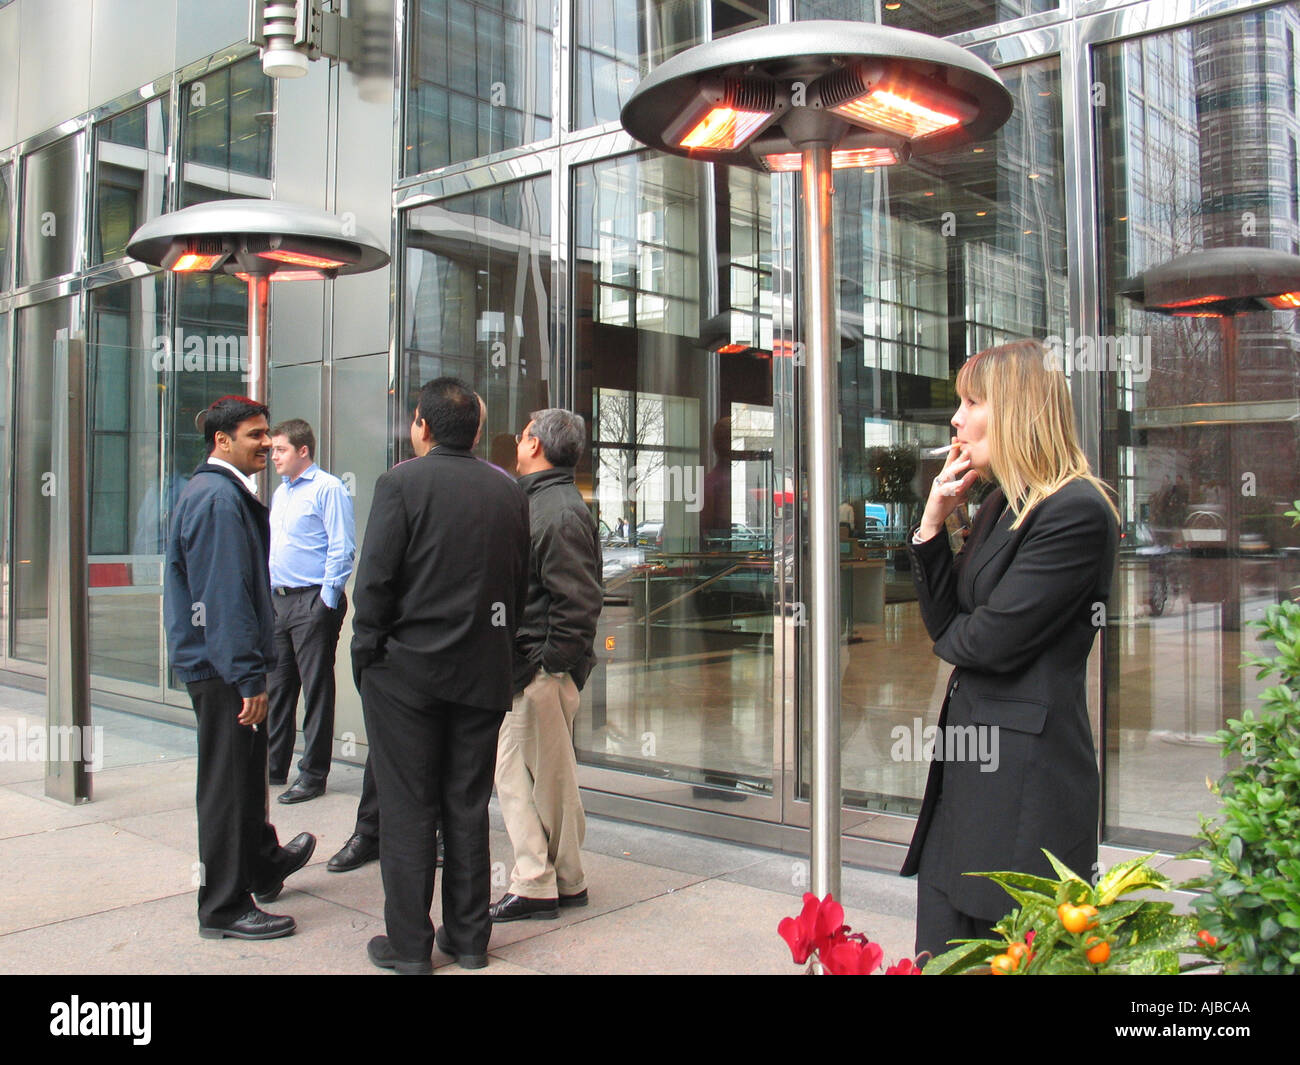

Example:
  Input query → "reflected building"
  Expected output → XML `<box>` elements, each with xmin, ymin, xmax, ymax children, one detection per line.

<box><xmin>0</xmin><ymin>0</ymin><xmax>1297</xmax><ymax>866</ymax></box>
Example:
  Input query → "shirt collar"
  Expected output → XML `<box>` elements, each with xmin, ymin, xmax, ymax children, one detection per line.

<box><xmin>207</xmin><ymin>456</ymin><xmax>258</xmax><ymax>494</ymax></box>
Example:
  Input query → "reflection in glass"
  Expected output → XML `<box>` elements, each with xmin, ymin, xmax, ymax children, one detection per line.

<box><xmin>796</xmin><ymin>0</ymin><xmax>1056</xmax><ymax>41</ymax></box>
<box><xmin>573</xmin><ymin>151</ymin><xmax>774</xmax><ymax>795</ymax></box>
<box><xmin>405</xmin><ymin>0</ymin><xmax>553</xmax><ymax>174</ymax></box>
<box><xmin>87</xmin><ymin>277</ymin><xmax>167</xmax><ymax>684</ymax></box>
<box><xmin>0</xmin><ymin>165</ymin><xmax>11</xmax><ymax>290</ymax></box>
<box><xmin>12</xmin><ymin>299</ymin><xmax>72</xmax><ymax>662</ymax></box>
<box><xmin>181</xmin><ymin>58</ymin><xmax>274</xmax><ymax>205</ymax></box>
<box><xmin>573</xmin><ymin>0</ymin><xmax>767</xmax><ymax>129</ymax></box>
<box><xmin>19</xmin><ymin>136</ymin><xmax>81</xmax><ymax>286</ymax></box>
<box><xmin>402</xmin><ymin>176</ymin><xmax>553</xmax><ymax>458</ymax></box>
<box><xmin>815</xmin><ymin>60</ymin><xmax>1065</xmax><ymax>813</ymax></box>
<box><xmin>0</xmin><ymin>315</ymin><xmax>8</xmax><ymax>647</ymax></box>
<box><xmin>94</xmin><ymin>98</ymin><xmax>169</xmax><ymax>264</ymax></box>
<box><xmin>1096</xmin><ymin>6</ymin><xmax>1300</xmax><ymax>845</ymax></box>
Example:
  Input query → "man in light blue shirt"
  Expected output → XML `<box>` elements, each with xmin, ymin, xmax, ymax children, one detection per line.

<box><xmin>267</xmin><ymin>419</ymin><xmax>356</xmax><ymax>804</ymax></box>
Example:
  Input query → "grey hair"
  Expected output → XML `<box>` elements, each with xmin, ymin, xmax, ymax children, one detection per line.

<box><xmin>528</xmin><ymin>408</ymin><xmax>586</xmax><ymax>468</ymax></box>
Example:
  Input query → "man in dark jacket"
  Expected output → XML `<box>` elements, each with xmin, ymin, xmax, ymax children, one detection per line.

<box><xmin>164</xmin><ymin>396</ymin><xmax>316</xmax><ymax>941</ymax></box>
<box><xmin>490</xmin><ymin>409</ymin><xmax>603</xmax><ymax>922</ymax></box>
<box><xmin>355</xmin><ymin>378</ymin><xmax>530</xmax><ymax>973</ymax></box>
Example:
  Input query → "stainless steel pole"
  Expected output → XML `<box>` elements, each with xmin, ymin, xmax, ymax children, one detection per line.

<box><xmin>801</xmin><ymin>144</ymin><xmax>842</xmax><ymax>901</ymax></box>
<box><xmin>246</xmin><ymin>274</ymin><xmax>271</xmax><ymax>499</ymax></box>
<box><xmin>46</xmin><ymin>330</ymin><xmax>92</xmax><ymax>803</ymax></box>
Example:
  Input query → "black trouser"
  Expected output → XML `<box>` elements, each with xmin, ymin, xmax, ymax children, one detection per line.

<box><xmin>354</xmin><ymin>754</ymin><xmax>379</xmax><ymax>840</ymax></box>
<box><xmin>187</xmin><ymin>678</ymin><xmax>284</xmax><ymax>926</ymax></box>
<box><xmin>361</xmin><ymin>660</ymin><xmax>504</xmax><ymax>960</ymax></box>
<box><xmin>267</xmin><ymin>587</ymin><xmax>346</xmax><ymax>785</ymax></box>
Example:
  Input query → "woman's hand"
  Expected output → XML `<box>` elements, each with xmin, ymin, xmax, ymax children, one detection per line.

<box><xmin>918</xmin><ymin>439</ymin><xmax>980</xmax><ymax>541</ymax></box>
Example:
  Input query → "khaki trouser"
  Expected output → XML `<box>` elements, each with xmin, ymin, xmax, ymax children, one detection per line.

<box><xmin>495</xmin><ymin>670</ymin><xmax>587</xmax><ymax>899</ymax></box>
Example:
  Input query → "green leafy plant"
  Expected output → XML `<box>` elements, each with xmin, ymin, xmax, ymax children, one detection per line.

<box><xmin>1182</xmin><ymin>500</ymin><xmax>1300</xmax><ymax>974</ymax></box>
<box><xmin>923</xmin><ymin>851</ymin><xmax>1199</xmax><ymax>974</ymax></box>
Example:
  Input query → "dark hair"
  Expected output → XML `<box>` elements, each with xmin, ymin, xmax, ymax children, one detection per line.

<box><xmin>416</xmin><ymin>377</ymin><xmax>479</xmax><ymax>450</ymax></box>
<box><xmin>271</xmin><ymin>418</ymin><xmax>315</xmax><ymax>458</ymax></box>
<box><xmin>204</xmin><ymin>395</ymin><xmax>269</xmax><ymax>449</ymax></box>
<box><xmin>528</xmin><ymin>408</ymin><xmax>585</xmax><ymax>469</ymax></box>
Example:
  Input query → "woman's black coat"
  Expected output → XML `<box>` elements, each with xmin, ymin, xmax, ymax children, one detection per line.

<box><xmin>902</xmin><ymin>479</ymin><xmax>1118</xmax><ymax>920</ymax></box>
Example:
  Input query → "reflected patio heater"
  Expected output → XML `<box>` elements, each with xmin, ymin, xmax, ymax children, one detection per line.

<box><xmin>127</xmin><ymin>198</ymin><xmax>389</xmax><ymax>492</ymax></box>
<box><xmin>1120</xmin><ymin>247</ymin><xmax>1300</xmax><ymax>632</ymax></box>
<box><xmin>621</xmin><ymin>21</ymin><xmax>1011</xmax><ymax>900</ymax></box>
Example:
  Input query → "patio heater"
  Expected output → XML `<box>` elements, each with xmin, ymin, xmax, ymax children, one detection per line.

<box><xmin>621</xmin><ymin>21</ymin><xmax>1011</xmax><ymax>900</ymax></box>
<box><xmin>127</xmin><ymin>198</ymin><xmax>389</xmax><ymax>497</ymax></box>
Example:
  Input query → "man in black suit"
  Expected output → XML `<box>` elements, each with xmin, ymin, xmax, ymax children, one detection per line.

<box><xmin>355</xmin><ymin>378</ymin><xmax>530</xmax><ymax>974</ymax></box>
<box><xmin>164</xmin><ymin>396</ymin><xmax>316</xmax><ymax>941</ymax></box>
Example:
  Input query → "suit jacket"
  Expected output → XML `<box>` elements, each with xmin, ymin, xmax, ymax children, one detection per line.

<box><xmin>164</xmin><ymin>463</ymin><xmax>275</xmax><ymax>697</ymax></box>
<box><xmin>350</xmin><ymin>445</ymin><xmax>530</xmax><ymax>712</ymax></box>
<box><xmin>900</xmin><ymin>479</ymin><xmax>1118</xmax><ymax>919</ymax></box>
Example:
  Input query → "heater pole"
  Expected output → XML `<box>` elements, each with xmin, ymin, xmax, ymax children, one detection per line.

<box><xmin>246</xmin><ymin>274</ymin><xmax>271</xmax><ymax>500</ymax></box>
<box><xmin>802</xmin><ymin>143</ymin><xmax>842</xmax><ymax>902</ymax></box>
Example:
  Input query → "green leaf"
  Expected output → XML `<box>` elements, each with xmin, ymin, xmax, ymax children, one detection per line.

<box><xmin>922</xmin><ymin>939</ymin><xmax>1001</xmax><ymax>975</ymax></box>
<box><xmin>1043</xmin><ymin>850</ymin><xmax>1089</xmax><ymax>886</ymax></box>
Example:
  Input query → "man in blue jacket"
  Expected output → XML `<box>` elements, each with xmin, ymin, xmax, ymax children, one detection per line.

<box><xmin>164</xmin><ymin>396</ymin><xmax>316</xmax><ymax>941</ymax></box>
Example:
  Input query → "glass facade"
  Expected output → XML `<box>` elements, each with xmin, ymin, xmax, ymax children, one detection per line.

<box><xmin>2</xmin><ymin>0</ymin><xmax>1298</xmax><ymax>860</ymax></box>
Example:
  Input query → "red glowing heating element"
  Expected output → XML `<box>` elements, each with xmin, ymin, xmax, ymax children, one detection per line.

<box><xmin>1160</xmin><ymin>293</ymin><xmax>1225</xmax><ymax>308</ymax></box>
<box><xmin>763</xmin><ymin>147</ymin><xmax>900</xmax><ymax>172</ymax></box>
<box><xmin>830</xmin><ymin>87</ymin><xmax>962</xmax><ymax>139</ymax></box>
<box><xmin>235</xmin><ymin>270</ymin><xmax>329</xmax><ymax>283</ymax></box>
<box><xmin>258</xmin><ymin>249</ymin><xmax>347</xmax><ymax>269</ymax></box>
<box><xmin>171</xmin><ymin>252</ymin><xmax>225</xmax><ymax>272</ymax></box>
<box><xmin>1265</xmin><ymin>291</ymin><xmax>1300</xmax><ymax>308</ymax></box>
<box><xmin>678</xmin><ymin>107</ymin><xmax>772</xmax><ymax>150</ymax></box>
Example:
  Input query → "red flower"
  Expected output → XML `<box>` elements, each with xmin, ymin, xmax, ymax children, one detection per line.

<box><xmin>821</xmin><ymin>935</ymin><xmax>884</xmax><ymax>975</ymax></box>
<box><xmin>778</xmin><ymin>892</ymin><xmax>846</xmax><ymax>964</ymax></box>
<box><xmin>885</xmin><ymin>957</ymin><xmax>923</xmax><ymax>975</ymax></box>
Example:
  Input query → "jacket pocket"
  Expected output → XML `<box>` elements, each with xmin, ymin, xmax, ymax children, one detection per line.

<box><xmin>970</xmin><ymin>696</ymin><xmax>1048</xmax><ymax>735</ymax></box>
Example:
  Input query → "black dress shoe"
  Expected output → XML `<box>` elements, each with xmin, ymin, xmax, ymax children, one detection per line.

<box><xmin>489</xmin><ymin>892</ymin><xmax>559</xmax><ymax>922</ymax></box>
<box><xmin>327</xmin><ymin>832</ymin><xmax>379</xmax><ymax>872</ymax></box>
<box><xmin>559</xmin><ymin>889</ymin><xmax>589</xmax><ymax>908</ymax></box>
<box><xmin>199</xmin><ymin>907</ymin><xmax>296</xmax><ymax>940</ymax></box>
<box><xmin>253</xmin><ymin>832</ymin><xmax>317</xmax><ymax>903</ymax></box>
<box><xmin>434</xmin><ymin>926</ymin><xmax>487</xmax><ymax>969</ymax></box>
<box><xmin>278</xmin><ymin>776</ymin><xmax>325</xmax><ymax>804</ymax></box>
<box><xmin>367</xmin><ymin>935</ymin><xmax>433</xmax><ymax>975</ymax></box>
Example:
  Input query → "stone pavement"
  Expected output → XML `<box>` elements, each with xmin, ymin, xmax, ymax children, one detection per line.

<box><xmin>0</xmin><ymin>684</ymin><xmax>922</xmax><ymax>975</ymax></box>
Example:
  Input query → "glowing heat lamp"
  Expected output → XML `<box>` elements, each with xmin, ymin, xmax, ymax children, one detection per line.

<box><xmin>1265</xmin><ymin>291</ymin><xmax>1300</xmax><ymax>308</ymax></box>
<box><xmin>763</xmin><ymin>146</ymin><xmax>902</xmax><ymax>172</ymax></box>
<box><xmin>235</xmin><ymin>270</ymin><xmax>330</xmax><ymax>282</ymax></box>
<box><xmin>679</xmin><ymin>107</ymin><xmax>772</xmax><ymax>150</ymax></box>
<box><xmin>1162</xmin><ymin>293</ymin><xmax>1226</xmax><ymax>308</ymax></box>
<box><xmin>257</xmin><ymin>248</ymin><xmax>347</xmax><ymax>269</ymax></box>
<box><xmin>818</xmin><ymin>61</ymin><xmax>976</xmax><ymax>139</ymax></box>
<box><xmin>664</xmin><ymin>76</ymin><xmax>780</xmax><ymax>152</ymax></box>
<box><xmin>170</xmin><ymin>252</ymin><xmax>226</xmax><ymax>272</ymax></box>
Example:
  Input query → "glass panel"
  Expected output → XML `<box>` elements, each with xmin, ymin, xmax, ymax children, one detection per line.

<box><xmin>812</xmin><ymin>59</ymin><xmax>1065</xmax><ymax>812</ymax></box>
<box><xmin>93</xmin><ymin>97</ymin><xmax>169</xmax><ymax>264</ymax></box>
<box><xmin>0</xmin><ymin>164</ymin><xmax>12</xmax><ymax>291</ymax></box>
<box><xmin>86</xmin><ymin>276</ymin><xmax>167</xmax><ymax>685</ymax></box>
<box><xmin>404</xmin><ymin>0</ymin><xmax>553</xmax><ymax>174</ymax></box>
<box><xmin>11</xmin><ymin>299</ymin><xmax>72</xmax><ymax>662</ymax></box>
<box><xmin>573</xmin><ymin>0</ymin><xmax>767</xmax><ymax>130</ymax></box>
<box><xmin>573</xmin><ymin>150</ymin><xmax>775</xmax><ymax>795</ymax></box>
<box><xmin>19</xmin><ymin>136</ymin><xmax>80</xmax><ymax>286</ymax></box>
<box><xmin>796</xmin><ymin>0</ymin><xmax>1057</xmax><ymax>40</ymax></box>
<box><xmin>181</xmin><ymin>57</ymin><xmax>274</xmax><ymax>205</ymax></box>
<box><xmin>1096</xmin><ymin>6</ymin><xmax>1300</xmax><ymax>846</ymax></box>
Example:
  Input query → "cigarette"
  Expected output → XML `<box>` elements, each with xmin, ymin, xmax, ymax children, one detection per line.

<box><xmin>924</xmin><ymin>445</ymin><xmax>956</xmax><ymax>457</ymax></box>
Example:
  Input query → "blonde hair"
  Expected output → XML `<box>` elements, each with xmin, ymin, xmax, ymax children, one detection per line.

<box><xmin>956</xmin><ymin>339</ymin><xmax>1119</xmax><ymax>530</ymax></box>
